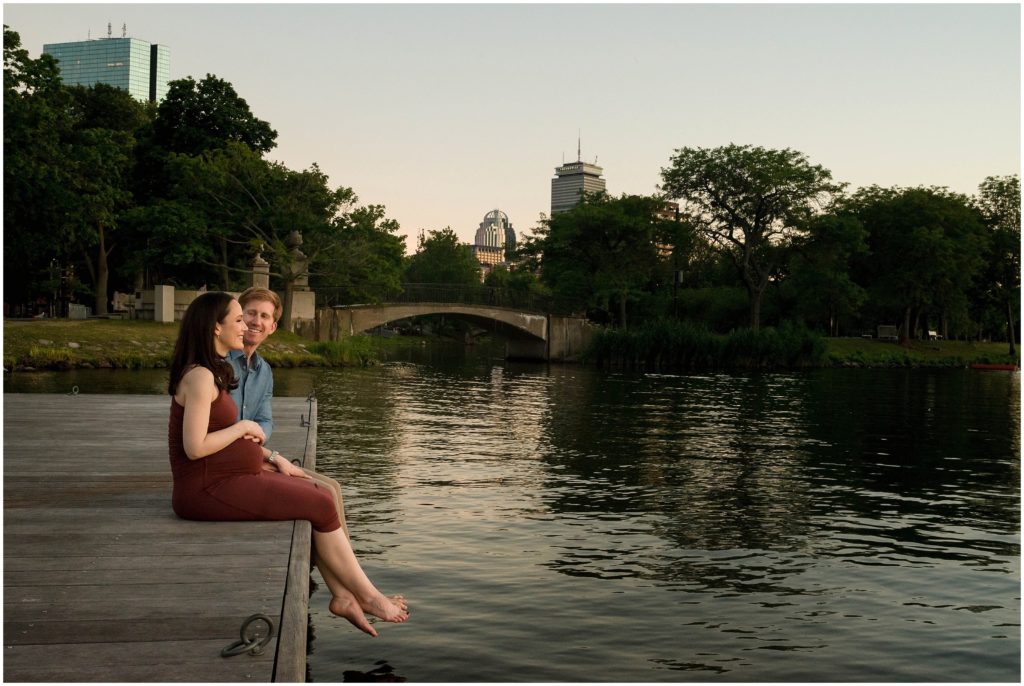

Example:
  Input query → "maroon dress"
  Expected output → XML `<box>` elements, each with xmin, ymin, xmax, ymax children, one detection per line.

<box><xmin>169</xmin><ymin>389</ymin><xmax>340</xmax><ymax>533</ymax></box>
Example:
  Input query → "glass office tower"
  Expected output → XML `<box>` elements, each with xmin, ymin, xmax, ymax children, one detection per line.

<box><xmin>43</xmin><ymin>37</ymin><xmax>170</xmax><ymax>102</ymax></box>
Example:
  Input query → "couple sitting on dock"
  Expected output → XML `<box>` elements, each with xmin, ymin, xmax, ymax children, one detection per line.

<box><xmin>167</xmin><ymin>288</ymin><xmax>407</xmax><ymax>637</ymax></box>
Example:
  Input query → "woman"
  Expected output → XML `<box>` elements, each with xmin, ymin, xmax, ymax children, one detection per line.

<box><xmin>168</xmin><ymin>291</ymin><xmax>407</xmax><ymax>636</ymax></box>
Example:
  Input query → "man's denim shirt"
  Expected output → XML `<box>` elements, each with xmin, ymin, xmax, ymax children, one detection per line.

<box><xmin>227</xmin><ymin>349</ymin><xmax>274</xmax><ymax>439</ymax></box>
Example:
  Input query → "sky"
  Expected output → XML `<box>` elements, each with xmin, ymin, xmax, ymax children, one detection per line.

<box><xmin>4</xmin><ymin>2</ymin><xmax>1020</xmax><ymax>254</ymax></box>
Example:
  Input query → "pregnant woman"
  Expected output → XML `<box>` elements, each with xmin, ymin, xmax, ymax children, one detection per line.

<box><xmin>168</xmin><ymin>291</ymin><xmax>407</xmax><ymax>637</ymax></box>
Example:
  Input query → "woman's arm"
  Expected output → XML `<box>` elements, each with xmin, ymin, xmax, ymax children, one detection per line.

<box><xmin>179</xmin><ymin>367</ymin><xmax>266</xmax><ymax>460</ymax></box>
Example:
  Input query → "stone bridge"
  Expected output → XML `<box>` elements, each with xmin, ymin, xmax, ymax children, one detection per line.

<box><xmin>315</xmin><ymin>303</ymin><xmax>594</xmax><ymax>362</ymax></box>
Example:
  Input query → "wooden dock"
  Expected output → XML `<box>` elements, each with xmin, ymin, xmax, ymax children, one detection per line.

<box><xmin>3</xmin><ymin>392</ymin><xmax>317</xmax><ymax>682</ymax></box>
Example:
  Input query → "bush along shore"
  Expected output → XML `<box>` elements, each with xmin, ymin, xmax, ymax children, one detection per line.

<box><xmin>584</xmin><ymin>319</ymin><xmax>1020</xmax><ymax>371</ymax></box>
<box><xmin>2</xmin><ymin>319</ymin><xmax>414</xmax><ymax>371</ymax></box>
<box><xmin>3</xmin><ymin>318</ymin><xmax>1019</xmax><ymax>372</ymax></box>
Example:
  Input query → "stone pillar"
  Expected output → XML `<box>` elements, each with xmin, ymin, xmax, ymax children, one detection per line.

<box><xmin>154</xmin><ymin>285</ymin><xmax>175</xmax><ymax>323</ymax></box>
<box><xmin>251</xmin><ymin>252</ymin><xmax>270</xmax><ymax>289</ymax></box>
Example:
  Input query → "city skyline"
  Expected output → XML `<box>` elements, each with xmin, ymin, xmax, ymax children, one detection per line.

<box><xmin>5</xmin><ymin>3</ymin><xmax>1019</xmax><ymax>254</ymax></box>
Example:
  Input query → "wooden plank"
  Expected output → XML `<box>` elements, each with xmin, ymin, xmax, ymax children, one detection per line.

<box><xmin>2</xmin><ymin>393</ymin><xmax>316</xmax><ymax>682</ymax></box>
<box><xmin>4</xmin><ymin>553</ymin><xmax>284</xmax><ymax>572</ymax></box>
<box><xmin>6</xmin><ymin>616</ymin><xmax>267</xmax><ymax>645</ymax></box>
<box><xmin>4</xmin><ymin>639</ymin><xmax>275</xmax><ymax>682</ymax></box>
<box><xmin>5</xmin><ymin>564</ymin><xmax>287</xmax><ymax>586</ymax></box>
<box><xmin>3</xmin><ymin>537</ymin><xmax>289</xmax><ymax>558</ymax></box>
<box><xmin>273</xmin><ymin>398</ymin><xmax>316</xmax><ymax>683</ymax></box>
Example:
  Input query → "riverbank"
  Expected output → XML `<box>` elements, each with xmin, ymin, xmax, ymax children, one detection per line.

<box><xmin>2</xmin><ymin>319</ymin><xmax>420</xmax><ymax>371</ymax></box>
<box><xmin>3</xmin><ymin>318</ymin><xmax>1019</xmax><ymax>371</ymax></box>
<box><xmin>587</xmin><ymin>319</ymin><xmax>1019</xmax><ymax>371</ymax></box>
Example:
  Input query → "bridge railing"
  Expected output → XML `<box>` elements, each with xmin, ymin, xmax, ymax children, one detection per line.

<box><xmin>316</xmin><ymin>283</ymin><xmax>584</xmax><ymax>315</ymax></box>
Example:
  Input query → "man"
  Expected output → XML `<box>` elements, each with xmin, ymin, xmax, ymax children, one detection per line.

<box><xmin>228</xmin><ymin>287</ymin><xmax>347</xmax><ymax>533</ymax></box>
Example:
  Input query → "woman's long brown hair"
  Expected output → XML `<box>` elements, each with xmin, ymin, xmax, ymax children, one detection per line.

<box><xmin>168</xmin><ymin>291</ymin><xmax>239</xmax><ymax>395</ymax></box>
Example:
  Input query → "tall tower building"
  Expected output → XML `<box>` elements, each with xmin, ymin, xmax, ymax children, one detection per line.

<box><xmin>551</xmin><ymin>144</ymin><xmax>606</xmax><ymax>214</ymax></box>
<box><xmin>44</xmin><ymin>29</ymin><xmax>170</xmax><ymax>103</ymax></box>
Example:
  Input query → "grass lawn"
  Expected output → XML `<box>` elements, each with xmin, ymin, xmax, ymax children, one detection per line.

<box><xmin>2</xmin><ymin>318</ymin><xmax>416</xmax><ymax>370</ymax></box>
<box><xmin>824</xmin><ymin>337</ymin><xmax>1019</xmax><ymax>367</ymax></box>
<box><xmin>3</xmin><ymin>319</ymin><xmax>1019</xmax><ymax>371</ymax></box>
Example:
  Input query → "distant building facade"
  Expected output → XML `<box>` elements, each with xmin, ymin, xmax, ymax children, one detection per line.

<box><xmin>43</xmin><ymin>34</ymin><xmax>170</xmax><ymax>102</ymax></box>
<box><xmin>551</xmin><ymin>160</ymin><xmax>605</xmax><ymax>214</ymax></box>
<box><xmin>471</xmin><ymin>209</ymin><xmax>517</xmax><ymax>278</ymax></box>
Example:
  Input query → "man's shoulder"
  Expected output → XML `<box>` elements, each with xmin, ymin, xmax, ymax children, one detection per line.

<box><xmin>252</xmin><ymin>350</ymin><xmax>272</xmax><ymax>370</ymax></box>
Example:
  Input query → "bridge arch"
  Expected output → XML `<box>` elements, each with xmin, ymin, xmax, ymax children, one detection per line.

<box><xmin>315</xmin><ymin>303</ymin><xmax>594</xmax><ymax>362</ymax></box>
<box><xmin>323</xmin><ymin>303</ymin><xmax>546</xmax><ymax>339</ymax></box>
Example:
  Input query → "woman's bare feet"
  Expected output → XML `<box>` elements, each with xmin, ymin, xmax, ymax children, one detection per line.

<box><xmin>329</xmin><ymin>594</ymin><xmax>378</xmax><ymax>637</ymax></box>
<box><xmin>360</xmin><ymin>593</ymin><xmax>410</xmax><ymax>623</ymax></box>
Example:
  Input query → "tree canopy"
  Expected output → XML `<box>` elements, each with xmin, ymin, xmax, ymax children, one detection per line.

<box><xmin>403</xmin><ymin>228</ymin><xmax>482</xmax><ymax>285</ymax></box>
<box><xmin>3</xmin><ymin>26</ymin><xmax>404</xmax><ymax>319</ymax></box>
<box><xmin>519</xmin><ymin>193</ymin><xmax>668</xmax><ymax>328</ymax></box>
<box><xmin>153</xmin><ymin>74</ymin><xmax>277</xmax><ymax>156</ymax></box>
<box><xmin>660</xmin><ymin>144</ymin><xmax>845</xmax><ymax>329</ymax></box>
<box><xmin>842</xmin><ymin>186</ymin><xmax>988</xmax><ymax>341</ymax></box>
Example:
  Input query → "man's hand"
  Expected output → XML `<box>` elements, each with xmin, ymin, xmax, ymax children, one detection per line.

<box><xmin>271</xmin><ymin>453</ymin><xmax>312</xmax><ymax>479</ymax></box>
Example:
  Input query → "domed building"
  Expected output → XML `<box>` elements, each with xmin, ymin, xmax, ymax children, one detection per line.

<box><xmin>472</xmin><ymin>209</ymin><xmax>517</xmax><ymax>276</ymax></box>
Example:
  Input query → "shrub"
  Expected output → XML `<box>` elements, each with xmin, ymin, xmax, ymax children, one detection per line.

<box><xmin>586</xmin><ymin>319</ymin><xmax>825</xmax><ymax>370</ymax></box>
<box><xmin>26</xmin><ymin>345</ymin><xmax>76</xmax><ymax>369</ymax></box>
<box><xmin>307</xmin><ymin>337</ymin><xmax>378</xmax><ymax>366</ymax></box>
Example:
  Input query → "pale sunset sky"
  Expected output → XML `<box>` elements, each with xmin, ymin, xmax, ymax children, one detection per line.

<box><xmin>4</xmin><ymin>2</ymin><xmax>1020</xmax><ymax>253</ymax></box>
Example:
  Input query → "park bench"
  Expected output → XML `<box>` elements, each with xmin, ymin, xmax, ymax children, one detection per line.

<box><xmin>877</xmin><ymin>325</ymin><xmax>899</xmax><ymax>342</ymax></box>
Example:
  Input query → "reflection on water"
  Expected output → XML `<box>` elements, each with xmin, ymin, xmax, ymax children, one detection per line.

<box><xmin>307</xmin><ymin>363</ymin><xmax>1019</xmax><ymax>682</ymax></box>
<box><xmin>7</xmin><ymin>352</ymin><xmax>1018</xmax><ymax>681</ymax></box>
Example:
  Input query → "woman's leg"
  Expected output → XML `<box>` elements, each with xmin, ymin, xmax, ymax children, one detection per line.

<box><xmin>312</xmin><ymin>528</ymin><xmax>408</xmax><ymax>623</ymax></box>
<box><xmin>302</xmin><ymin>468</ymin><xmax>348</xmax><ymax>536</ymax></box>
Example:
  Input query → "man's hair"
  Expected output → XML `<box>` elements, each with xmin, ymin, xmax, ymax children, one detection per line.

<box><xmin>238</xmin><ymin>287</ymin><xmax>282</xmax><ymax>322</ymax></box>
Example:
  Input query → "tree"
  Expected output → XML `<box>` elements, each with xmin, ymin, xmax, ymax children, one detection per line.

<box><xmin>116</xmin><ymin>199</ymin><xmax>211</xmax><ymax>289</ymax></box>
<box><xmin>845</xmin><ymin>186</ymin><xmax>988</xmax><ymax>341</ymax></box>
<box><xmin>519</xmin><ymin>193</ymin><xmax>666</xmax><ymax>328</ymax></box>
<box><xmin>3</xmin><ymin>25</ymin><xmax>73</xmax><ymax>310</ymax></box>
<box><xmin>660</xmin><ymin>144</ymin><xmax>845</xmax><ymax>329</ymax></box>
<box><xmin>483</xmin><ymin>264</ymin><xmax>549</xmax><ymax>310</ymax></box>
<box><xmin>153</xmin><ymin>74</ymin><xmax>277</xmax><ymax>156</ymax></box>
<box><xmin>973</xmin><ymin>175</ymin><xmax>1020</xmax><ymax>354</ymax></box>
<box><xmin>62</xmin><ymin>127</ymin><xmax>135</xmax><ymax>315</ymax></box>
<box><xmin>403</xmin><ymin>228</ymin><xmax>481</xmax><ymax>285</ymax></box>
<box><xmin>5</xmin><ymin>30</ymin><xmax>151</xmax><ymax>316</ymax></box>
<box><xmin>61</xmin><ymin>85</ymin><xmax>150</xmax><ymax>314</ymax></box>
<box><xmin>167</xmin><ymin>142</ymin><xmax>351</xmax><ymax>291</ymax></box>
<box><xmin>784</xmin><ymin>214</ymin><xmax>868</xmax><ymax>336</ymax></box>
<box><xmin>312</xmin><ymin>203</ymin><xmax>407</xmax><ymax>305</ymax></box>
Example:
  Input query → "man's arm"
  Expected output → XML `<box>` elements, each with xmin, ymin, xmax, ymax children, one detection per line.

<box><xmin>253</xmin><ymin>370</ymin><xmax>274</xmax><ymax>440</ymax></box>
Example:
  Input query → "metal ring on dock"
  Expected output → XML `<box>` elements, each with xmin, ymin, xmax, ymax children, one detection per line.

<box><xmin>220</xmin><ymin>613</ymin><xmax>275</xmax><ymax>657</ymax></box>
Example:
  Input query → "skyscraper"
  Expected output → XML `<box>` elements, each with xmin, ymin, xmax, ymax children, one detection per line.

<box><xmin>473</xmin><ymin>210</ymin><xmax>516</xmax><ymax>256</ymax></box>
<box><xmin>472</xmin><ymin>209</ymin><xmax>517</xmax><ymax>276</ymax></box>
<box><xmin>551</xmin><ymin>151</ymin><xmax>606</xmax><ymax>215</ymax></box>
<box><xmin>44</xmin><ymin>31</ymin><xmax>170</xmax><ymax>102</ymax></box>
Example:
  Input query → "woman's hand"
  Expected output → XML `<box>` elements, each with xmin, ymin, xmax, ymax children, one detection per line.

<box><xmin>238</xmin><ymin>420</ymin><xmax>266</xmax><ymax>445</ymax></box>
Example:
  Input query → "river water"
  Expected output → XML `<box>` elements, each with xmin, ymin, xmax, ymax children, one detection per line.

<box><xmin>6</xmin><ymin>344</ymin><xmax>1020</xmax><ymax>681</ymax></box>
